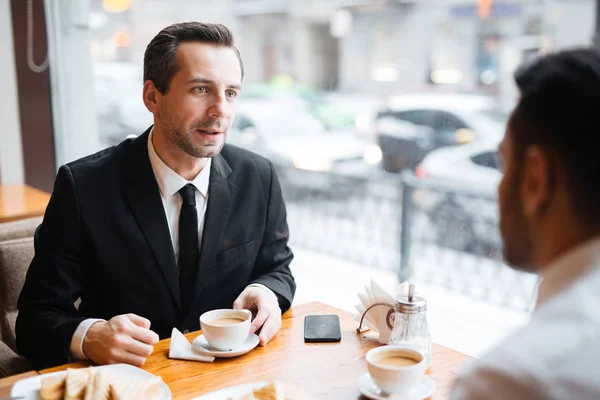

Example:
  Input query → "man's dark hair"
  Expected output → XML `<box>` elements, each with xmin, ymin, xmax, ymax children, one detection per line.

<box><xmin>143</xmin><ymin>22</ymin><xmax>244</xmax><ymax>93</ymax></box>
<box><xmin>509</xmin><ymin>48</ymin><xmax>600</xmax><ymax>226</ymax></box>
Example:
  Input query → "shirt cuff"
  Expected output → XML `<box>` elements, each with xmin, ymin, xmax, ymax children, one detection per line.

<box><xmin>70</xmin><ymin>318</ymin><xmax>106</xmax><ymax>360</ymax></box>
<box><xmin>247</xmin><ymin>283</ymin><xmax>278</xmax><ymax>302</ymax></box>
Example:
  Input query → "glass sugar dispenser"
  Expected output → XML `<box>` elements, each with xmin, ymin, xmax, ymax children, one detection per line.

<box><xmin>388</xmin><ymin>284</ymin><xmax>432</xmax><ymax>367</ymax></box>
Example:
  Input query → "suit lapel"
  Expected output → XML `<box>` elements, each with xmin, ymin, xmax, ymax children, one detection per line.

<box><xmin>186</xmin><ymin>154</ymin><xmax>234</xmax><ymax>317</ymax></box>
<box><xmin>124</xmin><ymin>129</ymin><xmax>182</xmax><ymax>310</ymax></box>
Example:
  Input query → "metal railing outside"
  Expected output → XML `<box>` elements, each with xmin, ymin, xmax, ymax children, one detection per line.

<box><xmin>280</xmin><ymin>167</ymin><xmax>538</xmax><ymax>311</ymax></box>
<box><xmin>400</xmin><ymin>174</ymin><xmax>538</xmax><ymax>311</ymax></box>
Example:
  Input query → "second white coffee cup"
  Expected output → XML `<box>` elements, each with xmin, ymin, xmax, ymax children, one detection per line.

<box><xmin>200</xmin><ymin>309</ymin><xmax>252</xmax><ymax>351</ymax></box>
<box><xmin>366</xmin><ymin>345</ymin><xmax>427</xmax><ymax>394</ymax></box>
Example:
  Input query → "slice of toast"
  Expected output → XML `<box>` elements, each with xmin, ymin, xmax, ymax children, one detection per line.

<box><xmin>84</xmin><ymin>369</ymin><xmax>112</xmax><ymax>400</ymax></box>
<box><xmin>82</xmin><ymin>368</ymin><xmax>96</xmax><ymax>400</ymax></box>
<box><xmin>252</xmin><ymin>381</ymin><xmax>286</xmax><ymax>400</ymax></box>
<box><xmin>253</xmin><ymin>381</ymin><xmax>308</xmax><ymax>400</ymax></box>
<box><xmin>64</xmin><ymin>367</ymin><xmax>93</xmax><ymax>400</ymax></box>
<box><xmin>39</xmin><ymin>374</ymin><xmax>66</xmax><ymax>400</ymax></box>
<box><xmin>228</xmin><ymin>382</ymin><xmax>309</xmax><ymax>400</ymax></box>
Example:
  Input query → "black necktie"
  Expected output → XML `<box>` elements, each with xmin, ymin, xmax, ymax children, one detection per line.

<box><xmin>178</xmin><ymin>184</ymin><xmax>199</xmax><ymax>305</ymax></box>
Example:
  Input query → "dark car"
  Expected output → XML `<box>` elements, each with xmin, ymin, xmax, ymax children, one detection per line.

<box><xmin>374</xmin><ymin>93</ymin><xmax>507</xmax><ymax>173</ymax></box>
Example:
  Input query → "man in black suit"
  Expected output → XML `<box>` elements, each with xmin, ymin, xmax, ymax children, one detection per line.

<box><xmin>16</xmin><ymin>22</ymin><xmax>295</xmax><ymax>369</ymax></box>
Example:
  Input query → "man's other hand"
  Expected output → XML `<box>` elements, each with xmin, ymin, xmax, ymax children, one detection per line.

<box><xmin>82</xmin><ymin>314</ymin><xmax>159</xmax><ymax>367</ymax></box>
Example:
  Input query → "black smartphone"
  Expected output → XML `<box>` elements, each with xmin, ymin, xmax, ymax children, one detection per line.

<box><xmin>304</xmin><ymin>315</ymin><xmax>342</xmax><ymax>343</ymax></box>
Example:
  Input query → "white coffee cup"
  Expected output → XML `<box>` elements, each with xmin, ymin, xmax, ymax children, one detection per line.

<box><xmin>200</xmin><ymin>309</ymin><xmax>252</xmax><ymax>351</ymax></box>
<box><xmin>366</xmin><ymin>345</ymin><xmax>427</xmax><ymax>394</ymax></box>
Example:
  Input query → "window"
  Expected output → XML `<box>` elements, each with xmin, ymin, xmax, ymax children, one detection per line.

<box><xmin>394</xmin><ymin>110</ymin><xmax>438</xmax><ymax>130</ymax></box>
<box><xmin>435</xmin><ymin>112</ymin><xmax>469</xmax><ymax>133</ymax></box>
<box><xmin>471</xmin><ymin>151</ymin><xmax>499</xmax><ymax>170</ymax></box>
<box><xmin>44</xmin><ymin>0</ymin><xmax>589</xmax><ymax>360</ymax></box>
<box><xmin>231</xmin><ymin>115</ymin><xmax>255</xmax><ymax>132</ymax></box>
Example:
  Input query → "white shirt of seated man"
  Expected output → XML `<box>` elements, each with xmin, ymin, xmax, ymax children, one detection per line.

<box><xmin>451</xmin><ymin>238</ymin><xmax>600</xmax><ymax>400</ymax></box>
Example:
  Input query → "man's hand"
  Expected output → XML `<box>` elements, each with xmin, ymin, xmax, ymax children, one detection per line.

<box><xmin>233</xmin><ymin>287</ymin><xmax>281</xmax><ymax>346</ymax></box>
<box><xmin>82</xmin><ymin>314</ymin><xmax>159</xmax><ymax>367</ymax></box>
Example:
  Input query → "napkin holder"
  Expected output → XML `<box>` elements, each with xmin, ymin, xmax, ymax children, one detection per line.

<box><xmin>355</xmin><ymin>280</ymin><xmax>410</xmax><ymax>344</ymax></box>
<box><xmin>356</xmin><ymin>303</ymin><xmax>395</xmax><ymax>344</ymax></box>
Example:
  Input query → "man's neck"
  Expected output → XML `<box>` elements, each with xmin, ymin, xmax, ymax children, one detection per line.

<box><xmin>534</xmin><ymin>224</ymin><xmax>600</xmax><ymax>307</ymax></box>
<box><xmin>152</xmin><ymin>127</ymin><xmax>208</xmax><ymax>181</ymax></box>
<box><xmin>536</xmin><ymin>222</ymin><xmax>600</xmax><ymax>270</ymax></box>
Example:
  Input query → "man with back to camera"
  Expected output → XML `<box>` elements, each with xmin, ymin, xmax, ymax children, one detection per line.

<box><xmin>16</xmin><ymin>22</ymin><xmax>296</xmax><ymax>369</ymax></box>
<box><xmin>451</xmin><ymin>48</ymin><xmax>600</xmax><ymax>399</ymax></box>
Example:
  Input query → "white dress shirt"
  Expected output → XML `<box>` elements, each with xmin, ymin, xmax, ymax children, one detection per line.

<box><xmin>451</xmin><ymin>236</ymin><xmax>600</xmax><ymax>400</ymax></box>
<box><xmin>70</xmin><ymin>130</ymin><xmax>276</xmax><ymax>359</ymax></box>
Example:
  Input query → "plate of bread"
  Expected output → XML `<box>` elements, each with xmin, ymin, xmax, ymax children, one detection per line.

<box><xmin>11</xmin><ymin>364</ymin><xmax>171</xmax><ymax>400</ymax></box>
<box><xmin>193</xmin><ymin>381</ymin><xmax>311</xmax><ymax>400</ymax></box>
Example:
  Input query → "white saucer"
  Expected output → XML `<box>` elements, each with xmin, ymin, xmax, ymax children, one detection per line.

<box><xmin>358</xmin><ymin>373</ymin><xmax>436</xmax><ymax>400</ymax></box>
<box><xmin>192</xmin><ymin>333</ymin><xmax>259</xmax><ymax>358</ymax></box>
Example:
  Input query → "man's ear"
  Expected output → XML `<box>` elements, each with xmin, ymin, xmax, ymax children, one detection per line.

<box><xmin>521</xmin><ymin>145</ymin><xmax>552</xmax><ymax>218</ymax></box>
<box><xmin>143</xmin><ymin>80</ymin><xmax>160</xmax><ymax>113</ymax></box>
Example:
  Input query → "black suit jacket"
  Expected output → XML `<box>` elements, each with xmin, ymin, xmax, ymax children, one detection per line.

<box><xmin>16</xmin><ymin>129</ymin><xmax>295</xmax><ymax>369</ymax></box>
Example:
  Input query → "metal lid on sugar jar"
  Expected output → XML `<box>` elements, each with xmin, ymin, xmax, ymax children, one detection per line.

<box><xmin>395</xmin><ymin>284</ymin><xmax>427</xmax><ymax>314</ymax></box>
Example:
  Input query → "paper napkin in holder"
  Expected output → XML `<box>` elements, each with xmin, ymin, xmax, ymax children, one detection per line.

<box><xmin>169</xmin><ymin>328</ymin><xmax>215</xmax><ymax>362</ymax></box>
<box><xmin>355</xmin><ymin>279</ymin><xmax>408</xmax><ymax>344</ymax></box>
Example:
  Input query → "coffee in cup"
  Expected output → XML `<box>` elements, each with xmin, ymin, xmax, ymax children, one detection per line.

<box><xmin>366</xmin><ymin>346</ymin><xmax>427</xmax><ymax>394</ymax></box>
<box><xmin>212</xmin><ymin>317</ymin><xmax>247</xmax><ymax>326</ymax></box>
<box><xmin>376</xmin><ymin>354</ymin><xmax>419</xmax><ymax>367</ymax></box>
<box><xmin>200</xmin><ymin>309</ymin><xmax>252</xmax><ymax>351</ymax></box>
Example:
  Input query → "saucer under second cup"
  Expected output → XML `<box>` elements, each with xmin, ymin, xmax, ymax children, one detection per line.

<box><xmin>192</xmin><ymin>333</ymin><xmax>259</xmax><ymax>358</ymax></box>
<box><xmin>357</xmin><ymin>373</ymin><xmax>436</xmax><ymax>400</ymax></box>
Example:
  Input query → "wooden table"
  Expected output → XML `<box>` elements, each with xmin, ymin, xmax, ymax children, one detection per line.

<box><xmin>1</xmin><ymin>302</ymin><xmax>472</xmax><ymax>399</ymax></box>
<box><xmin>0</xmin><ymin>184</ymin><xmax>50</xmax><ymax>223</ymax></box>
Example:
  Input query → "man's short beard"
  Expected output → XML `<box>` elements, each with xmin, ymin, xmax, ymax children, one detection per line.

<box><xmin>166</xmin><ymin>128</ymin><xmax>224</xmax><ymax>158</ymax></box>
<box><xmin>500</xmin><ymin>167</ymin><xmax>535</xmax><ymax>272</ymax></box>
<box><xmin>159</xmin><ymin>101</ymin><xmax>225</xmax><ymax>158</ymax></box>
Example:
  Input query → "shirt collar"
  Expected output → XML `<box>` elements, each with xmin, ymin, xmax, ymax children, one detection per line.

<box><xmin>536</xmin><ymin>235</ymin><xmax>600</xmax><ymax>308</ymax></box>
<box><xmin>147</xmin><ymin>128</ymin><xmax>211</xmax><ymax>199</ymax></box>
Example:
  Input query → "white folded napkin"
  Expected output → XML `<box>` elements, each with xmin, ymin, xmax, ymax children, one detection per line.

<box><xmin>168</xmin><ymin>328</ymin><xmax>215</xmax><ymax>362</ymax></box>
